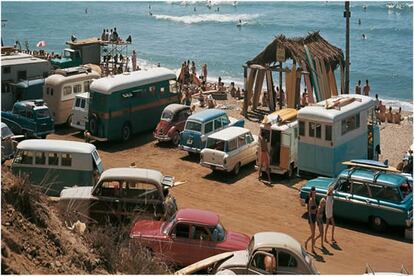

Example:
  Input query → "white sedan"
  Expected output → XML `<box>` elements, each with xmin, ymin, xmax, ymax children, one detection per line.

<box><xmin>200</xmin><ymin>126</ymin><xmax>257</xmax><ymax>175</ymax></box>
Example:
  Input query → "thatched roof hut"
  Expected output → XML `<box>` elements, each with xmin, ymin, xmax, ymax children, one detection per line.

<box><xmin>247</xmin><ymin>31</ymin><xmax>344</xmax><ymax>70</ymax></box>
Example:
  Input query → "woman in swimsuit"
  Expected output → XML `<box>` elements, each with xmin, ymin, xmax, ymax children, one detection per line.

<box><xmin>314</xmin><ymin>197</ymin><xmax>326</xmax><ymax>248</ymax></box>
<box><xmin>305</xmin><ymin>187</ymin><xmax>317</xmax><ymax>254</ymax></box>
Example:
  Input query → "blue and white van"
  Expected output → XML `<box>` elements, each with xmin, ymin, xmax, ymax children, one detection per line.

<box><xmin>179</xmin><ymin>109</ymin><xmax>244</xmax><ymax>154</ymax></box>
<box><xmin>11</xmin><ymin>139</ymin><xmax>103</xmax><ymax>196</ymax></box>
<box><xmin>297</xmin><ymin>94</ymin><xmax>380</xmax><ymax>177</ymax></box>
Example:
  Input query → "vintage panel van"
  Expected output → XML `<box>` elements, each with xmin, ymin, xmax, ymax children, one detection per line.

<box><xmin>11</xmin><ymin>139</ymin><xmax>103</xmax><ymax>196</ymax></box>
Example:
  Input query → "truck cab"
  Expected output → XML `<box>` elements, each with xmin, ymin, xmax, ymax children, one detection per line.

<box><xmin>1</xmin><ymin>100</ymin><xmax>54</xmax><ymax>138</ymax></box>
<box><xmin>51</xmin><ymin>49</ymin><xmax>81</xmax><ymax>69</ymax></box>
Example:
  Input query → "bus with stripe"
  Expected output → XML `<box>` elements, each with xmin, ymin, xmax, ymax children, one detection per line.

<box><xmin>86</xmin><ymin>68</ymin><xmax>180</xmax><ymax>141</ymax></box>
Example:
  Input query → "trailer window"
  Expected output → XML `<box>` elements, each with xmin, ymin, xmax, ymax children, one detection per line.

<box><xmin>315</xmin><ymin>124</ymin><xmax>321</xmax><ymax>138</ymax></box>
<box><xmin>35</xmin><ymin>152</ymin><xmax>46</xmax><ymax>165</ymax></box>
<box><xmin>84</xmin><ymin>81</ymin><xmax>90</xmax><ymax>92</ymax></box>
<box><xmin>80</xmin><ymin>99</ymin><xmax>86</xmax><ymax>109</ymax></box>
<box><xmin>325</xmin><ymin>125</ymin><xmax>332</xmax><ymax>141</ymax></box>
<box><xmin>48</xmin><ymin>152</ymin><xmax>59</xmax><ymax>166</ymax></box>
<box><xmin>73</xmin><ymin>84</ymin><xmax>82</xmax><ymax>94</ymax></box>
<box><xmin>21</xmin><ymin>151</ymin><xmax>34</xmax><ymax>165</ymax></box>
<box><xmin>61</xmin><ymin>153</ymin><xmax>72</xmax><ymax>167</ymax></box>
<box><xmin>63</xmin><ymin>86</ymin><xmax>72</xmax><ymax>96</ymax></box>
<box><xmin>299</xmin><ymin>121</ymin><xmax>305</xmax><ymax>136</ymax></box>
<box><xmin>341</xmin><ymin>113</ymin><xmax>360</xmax><ymax>135</ymax></box>
<box><xmin>309</xmin><ymin>122</ymin><xmax>315</xmax><ymax>137</ymax></box>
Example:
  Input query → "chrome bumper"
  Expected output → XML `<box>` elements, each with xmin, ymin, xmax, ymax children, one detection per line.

<box><xmin>200</xmin><ymin>161</ymin><xmax>227</xmax><ymax>171</ymax></box>
<box><xmin>179</xmin><ymin>145</ymin><xmax>201</xmax><ymax>153</ymax></box>
<box><xmin>154</xmin><ymin>134</ymin><xmax>171</xmax><ymax>142</ymax></box>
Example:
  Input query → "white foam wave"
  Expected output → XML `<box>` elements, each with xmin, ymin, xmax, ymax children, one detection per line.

<box><xmin>166</xmin><ymin>0</ymin><xmax>239</xmax><ymax>6</ymax></box>
<box><xmin>153</xmin><ymin>13</ymin><xmax>259</xmax><ymax>24</ymax></box>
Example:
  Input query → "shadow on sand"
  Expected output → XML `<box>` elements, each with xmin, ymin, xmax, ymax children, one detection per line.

<box><xmin>202</xmin><ymin>163</ymin><xmax>257</xmax><ymax>185</ymax></box>
<box><xmin>300</xmin><ymin>212</ymin><xmax>410</xmax><ymax>243</ymax></box>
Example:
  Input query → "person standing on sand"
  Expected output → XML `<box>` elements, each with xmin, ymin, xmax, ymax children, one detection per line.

<box><xmin>314</xmin><ymin>196</ymin><xmax>326</xmax><ymax>249</ymax></box>
<box><xmin>191</xmin><ymin>61</ymin><xmax>196</xmax><ymax>75</ymax></box>
<box><xmin>324</xmin><ymin>187</ymin><xmax>336</xmax><ymax>244</ymax></box>
<box><xmin>305</xmin><ymin>187</ymin><xmax>317</xmax><ymax>254</ymax></box>
<box><xmin>258</xmin><ymin>129</ymin><xmax>271</xmax><ymax>183</ymax></box>
<box><xmin>131</xmin><ymin>50</ymin><xmax>137</xmax><ymax>71</ymax></box>
<box><xmin>363</xmin><ymin>79</ymin><xmax>370</xmax><ymax>96</ymax></box>
<box><xmin>202</xmin><ymin>64</ymin><xmax>208</xmax><ymax>83</ymax></box>
<box><xmin>355</xmin><ymin>80</ymin><xmax>361</xmax><ymax>94</ymax></box>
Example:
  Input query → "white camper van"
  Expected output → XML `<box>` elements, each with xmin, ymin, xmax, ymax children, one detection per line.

<box><xmin>257</xmin><ymin>108</ymin><xmax>298</xmax><ymax>177</ymax></box>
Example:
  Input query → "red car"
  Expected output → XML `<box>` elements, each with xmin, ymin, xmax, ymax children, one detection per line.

<box><xmin>154</xmin><ymin>104</ymin><xmax>192</xmax><ymax>146</ymax></box>
<box><xmin>129</xmin><ymin>208</ymin><xmax>250</xmax><ymax>266</ymax></box>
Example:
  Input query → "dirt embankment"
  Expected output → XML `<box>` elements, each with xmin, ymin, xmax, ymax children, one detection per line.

<box><xmin>1</xmin><ymin>168</ymin><xmax>170</xmax><ymax>274</ymax></box>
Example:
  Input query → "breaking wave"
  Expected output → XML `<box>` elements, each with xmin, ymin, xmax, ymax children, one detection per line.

<box><xmin>166</xmin><ymin>0</ymin><xmax>239</xmax><ymax>6</ymax></box>
<box><xmin>153</xmin><ymin>13</ymin><xmax>259</xmax><ymax>24</ymax></box>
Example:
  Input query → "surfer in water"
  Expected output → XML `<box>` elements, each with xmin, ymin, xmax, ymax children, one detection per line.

<box><xmin>362</xmin><ymin>33</ymin><xmax>367</xmax><ymax>40</ymax></box>
<box><xmin>358</xmin><ymin>18</ymin><xmax>361</xmax><ymax>25</ymax></box>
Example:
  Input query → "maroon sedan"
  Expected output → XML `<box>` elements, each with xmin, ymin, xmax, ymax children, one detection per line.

<box><xmin>154</xmin><ymin>104</ymin><xmax>191</xmax><ymax>146</ymax></box>
<box><xmin>129</xmin><ymin>208</ymin><xmax>250</xmax><ymax>266</ymax></box>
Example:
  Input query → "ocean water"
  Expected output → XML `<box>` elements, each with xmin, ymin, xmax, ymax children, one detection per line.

<box><xmin>2</xmin><ymin>1</ymin><xmax>413</xmax><ymax>109</ymax></box>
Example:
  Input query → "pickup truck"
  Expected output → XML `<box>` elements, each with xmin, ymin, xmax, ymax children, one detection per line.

<box><xmin>1</xmin><ymin>100</ymin><xmax>54</xmax><ymax>139</ymax></box>
<box><xmin>179</xmin><ymin>109</ymin><xmax>244</xmax><ymax>154</ymax></box>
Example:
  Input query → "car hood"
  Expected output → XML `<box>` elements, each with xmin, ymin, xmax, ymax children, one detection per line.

<box><xmin>130</xmin><ymin>219</ymin><xmax>164</xmax><ymax>238</ymax></box>
<box><xmin>222</xmin><ymin>231</ymin><xmax>250</xmax><ymax>251</ymax></box>
<box><xmin>60</xmin><ymin>186</ymin><xmax>93</xmax><ymax>199</ymax></box>
<box><xmin>302</xmin><ymin>177</ymin><xmax>334</xmax><ymax>193</ymax></box>
<box><xmin>175</xmin><ymin>252</ymin><xmax>235</xmax><ymax>275</ymax></box>
<box><xmin>217</xmin><ymin>250</ymin><xmax>249</xmax><ymax>270</ymax></box>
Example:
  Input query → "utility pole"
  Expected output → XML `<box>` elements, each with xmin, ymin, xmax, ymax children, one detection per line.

<box><xmin>344</xmin><ymin>1</ymin><xmax>350</xmax><ymax>94</ymax></box>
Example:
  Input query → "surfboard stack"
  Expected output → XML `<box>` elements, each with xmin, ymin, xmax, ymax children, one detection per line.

<box><xmin>304</xmin><ymin>45</ymin><xmax>339</xmax><ymax>102</ymax></box>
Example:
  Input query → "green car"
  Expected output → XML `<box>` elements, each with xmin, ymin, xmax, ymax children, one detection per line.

<box><xmin>299</xmin><ymin>160</ymin><xmax>413</xmax><ymax>232</ymax></box>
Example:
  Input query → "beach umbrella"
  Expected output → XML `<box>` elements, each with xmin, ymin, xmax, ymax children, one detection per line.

<box><xmin>36</xmin><ymin>40</ymin><xmax>47</xmax><ymax>48</ymax></box>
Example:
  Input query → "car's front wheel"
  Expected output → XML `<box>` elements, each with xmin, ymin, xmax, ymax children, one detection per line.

<box><xmin>233</xmin><ymin>162</ymin><xmax>241</xmax><ymax>176</ymax></box>
<box><xmin>370</xmin><ymin>216</ymin><xmax>387</xmax><ymax>232</ymax></box>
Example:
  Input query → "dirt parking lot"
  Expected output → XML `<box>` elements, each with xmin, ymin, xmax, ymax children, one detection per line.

<box><xmin>48</xmin><ymin>121</ymin><xmax>412</xmax><ymax>274</ymax></box>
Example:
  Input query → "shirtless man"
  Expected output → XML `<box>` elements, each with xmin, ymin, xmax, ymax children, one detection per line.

<box><xmin>258</xmin><ymin>130</ymin><xmax>271</xmax><ymax>183</ymax></box>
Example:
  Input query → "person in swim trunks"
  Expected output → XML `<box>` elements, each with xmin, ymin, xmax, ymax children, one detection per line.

<box><xmin>305</xmin><ymin>186</ymin><xmax>317</xmax><ymax>254</ymax></box>
<box><xmin>258</xmin><ymin>129</ymin><xmax>271</xmax><ymax>183</ymax></box>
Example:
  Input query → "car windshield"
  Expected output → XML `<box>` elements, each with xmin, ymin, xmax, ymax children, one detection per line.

<box><xmin>35</xmin><ymin>108</ymin><xmax>50</xmax><ymax>119</ymax></box>
<box><xmin>161</xmin><ymin>110</ymin><xmax>174</xmax><ymax>121</ymax></box>
<box><xmin>247</xmin><ymin>236</ymin><xmax>255</xmax><ymax>256</ymax></box>
<box><xmin>185</xmin><ymin>121</ymin><xmax>201</xmax><ymax>132</ymax></box>
<box><xmin>207</xmin><ymin>138</ymin><xmax>225</xmax><ymax>151</ymax></box>
<box><xmin>162</xmin><ymin>214</ymin><xmax>176</xmax><ymax>235</ymax></box>
<box><xmin>209</xmin><ymin>223</ymin><xmax>226</xmax><ymax>242</ymax></box>
<box><xmin>1</xmin><ymin>125</ymin><xmax>13</xmax><ymax>138</ymax></box>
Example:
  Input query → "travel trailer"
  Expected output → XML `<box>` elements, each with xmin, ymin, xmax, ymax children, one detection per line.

<box><xmin>297</xmin><ymin>94</ymin><xmax>380</xmax><ymax>177</ymax></box>
<box><xmin>43</xmin><ymin>66</ymin><xmax>100</xmax><ymax>125</ymax></box>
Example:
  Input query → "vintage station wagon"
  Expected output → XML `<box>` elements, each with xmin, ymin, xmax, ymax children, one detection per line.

<box><xmin>130</xmin><ymin>208</ymin><xmax>250</xmax><ymax>267</ymax></box>
<box><xmin>200</xmin><ymin>126</ymin><xmax>257</xmax><ymax>175</ymax></box>
<box><xmin>60</xmin><ymin>167</ymin><xmax>177</xmax><ymax>223</ymax></box>
<box><xmin>299</xmin><ymin>161</ymin><xmax>413</xmax><ymax>231</ymax></box>
<box><xmin>179</xmin><ymin>109</ymin><xmax>244</xmax><ymax>154</ymax></box>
